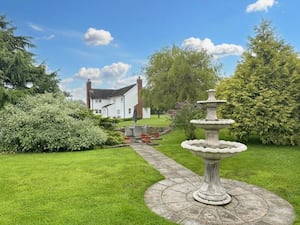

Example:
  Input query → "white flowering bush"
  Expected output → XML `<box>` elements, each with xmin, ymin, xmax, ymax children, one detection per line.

<box><xmin>0</xmin><ymin>93</ymin><xmax>107</xmax><ymax>152</ymax></box>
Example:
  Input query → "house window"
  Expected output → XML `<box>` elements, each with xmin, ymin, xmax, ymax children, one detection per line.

<box><xmin>128</xmin><ymin>108</ymin><xmax>131</xmax><ymax>114</ymax></box>
<box><xmin>120</xmin><ymin>97</ymin><xmax>123</xmax><ymax>102</ymax></box>
<box><xmin>117</xmin><ymin>110</ymin><xmax>120</xmax><ymax>115</ymax></box>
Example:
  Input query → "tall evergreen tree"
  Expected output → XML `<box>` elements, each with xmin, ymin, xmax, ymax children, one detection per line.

<box><xmin>0</xmin><ymin>15</ymin><xmax>59</xmax><ymax>107</ymax></box>
<box><xmin>217</xmin><ymin>20</ymin><xmax>300</xmax><ymax>145</ymax></box>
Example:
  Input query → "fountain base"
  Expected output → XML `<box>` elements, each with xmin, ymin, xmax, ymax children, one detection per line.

<box><xmin>192</xmin><ymin>158</ymin><xmax>232</xmax><ymax>205</ymax></box>
<box><xmin>181</xmin><ymin>140</ymin><xmax>247</xmax><ymax>205</ymax></box>
<box><xmin>193</xmin><ymin>190</ymin><xmax>231</xmax><ymax>205</ymax></box>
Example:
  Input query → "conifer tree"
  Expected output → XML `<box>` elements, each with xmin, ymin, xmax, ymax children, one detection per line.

<box><xmin>0</xmin><ymin>15</ymin><xmax>59</xmax><ymax>107</ymax></box>
<box><xmin>217</xmin><ymin>20</ymin><xmax>300</xmax><ymax>145</ymax></box>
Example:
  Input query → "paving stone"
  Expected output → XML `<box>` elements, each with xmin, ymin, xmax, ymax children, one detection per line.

<box><xmin>180</xmin><ymin>205</ymin><xmax>204</xmax><ymax>219</ymax></box>
<box><xmin>149</xmin><ymin>182</ymin><xmax>168</xmax><ymax>191</ymax></box>
<box><xmin>169</xmin><ymin>182</ymin><xmax>196</xmax><ymax>194</ymax></box>
<box><xmin>180</xmin><ymin>218</ymin><xmax>204</xmax><ymax>225</ymax></box>
<box><xmin>218</xmin><ymin>209</ymin><xmax>243</xmax><ymax>223</ymax></box>
<box><xmin>167</xmin><ymin>201</ymin><xmax>194</xmax><ymax>211</ymax></box>
<box><xmin>158</xmin><ymin>179</ymin><xmax>176</xmax><ymax>186</ymax></box>
<box><xmin>131</xmin><ymin>143</ymin><xmax>295</xmax><ymax>225</ymax></box>
<box><xmin>162</xmin><ymin>189</ymin><xmax>187</xmax><ymax>203</ymax></box>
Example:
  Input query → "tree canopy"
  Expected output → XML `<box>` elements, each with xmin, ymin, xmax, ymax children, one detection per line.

<box><xmin>143</xmin><ymin>46</ymin><xmax>220</xmax><ymax>112</ymax></box>
<box><xmin>0</xmin><ymin>15</ymin><xmax>60</xmax><ymax>107</ymax></box>
<box><xmin>217</xmin><ymin>20</ymin><xmax>300</xmax><ymax>145</ymax></box>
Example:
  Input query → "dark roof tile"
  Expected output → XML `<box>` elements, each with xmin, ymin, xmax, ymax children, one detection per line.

<box><xmin>90</xmin><ymin>84</ymin><xmax>136</xmax><ymax>99</ymax></box>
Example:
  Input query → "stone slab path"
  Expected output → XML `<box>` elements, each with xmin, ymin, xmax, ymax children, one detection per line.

<box><xmin>130</xmin><ymin>143</ymin><xmax>295</xmax><ymax>225</ymax></box>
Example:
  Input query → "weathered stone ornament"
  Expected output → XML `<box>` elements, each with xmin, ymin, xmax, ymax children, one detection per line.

<box><xmin>181</xmin><ymin>89</ymin><xmax>247</xmax><ymax>205</ymax></box>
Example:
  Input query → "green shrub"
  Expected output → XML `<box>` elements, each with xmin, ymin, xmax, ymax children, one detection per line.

<box><xmin>170</xmin><ymin>101</ymin><xmax>204</xmax><ymax>139</ymax></box>
<box><xmin>216</xmin><ymin>21</ymin><xmax>300</xmax><ymax>145</ymax></box>
<box><xmin>92</xmin><ymin>116</ymin><xmax>123</xmax><ymax>145</ymax></box>
<box><xmin>0</xmin><ymin>93</ymin><xmax>107</xmax><ymax>152</ymax></box>
<box><xmin>104</xmin><ymin>130</ymin><xmax>125</xmax><ymax>145</ymax></box>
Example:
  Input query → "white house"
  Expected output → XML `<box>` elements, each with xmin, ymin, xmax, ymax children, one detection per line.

<box><xmin>86</xmin><ymin>77</ymin><xmax>150</xmax><ymax>119</ymax></box>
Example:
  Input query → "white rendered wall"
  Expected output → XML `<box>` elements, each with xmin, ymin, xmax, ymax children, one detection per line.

<box><xmin>123</xmin><ymin>85</ymin><xmax>138</xmax><ymax>119</ymax></box>
<box><xmin>89</xmin><ymin>85</ymin><xmax>138</xmax><ymax>119</ymax></box>
<box><xmin>143</xmin><ymin>107</ymin><xmax>151</xmax><ymax>118</ymax></box>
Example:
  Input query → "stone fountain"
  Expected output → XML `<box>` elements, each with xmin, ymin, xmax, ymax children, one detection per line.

<box><xmin>181</xmin><ymin>89</ymin><xmax>247</xmax><ymax>205</ymax></box>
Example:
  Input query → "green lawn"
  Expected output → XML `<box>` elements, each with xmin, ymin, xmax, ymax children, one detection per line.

<box><xmin>153</xmin><ymin>129</ymin><xmax>300</xmax><ymax>225</ymax></box>
<box><xmin>117</xmin><ymin>114</ymin><xmax>171</xmax><ymax>128</ymax></box>
<box><xmin>0</xmin><ymin>148</ymin><xmax>175</xmax><ymax>225</ymax></box>
<box><xmin>1</xmin><ymin>128</ymin><xmax>299</xmax><ymax>224</ymax></box>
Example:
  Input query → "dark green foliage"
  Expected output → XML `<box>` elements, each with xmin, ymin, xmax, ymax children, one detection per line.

<box><xmin>217</xmin><ymin>21</ymin><xmax>300</xmax><ymax>145</ymax></box>
<box><xmin>143</xmin><ymin>46</ymin><xmax>220</xmax><ymax>112</ymax></box>
<box><xmin>104</xmin><ymin>130</ymin><xmax>125</xmax><ymax>145</ymax></box>
<box><xmin>0</xmin><ymin>15</ymin><xmax>59</xmax><ymax>108</ymax></box>
<box><xmin>98</xmin><ymin>117</ymin><xmax>120</xmax><ymax>130</ymax></box>
<box><xmin>170</xmin><ymin>101</ymin><xmax>204</xmax><ymax>139</ymax></box>
<box><xmin>97</xmin><ymin>117</ymin><xmax>124</xmax><ymax>145</ymax></box>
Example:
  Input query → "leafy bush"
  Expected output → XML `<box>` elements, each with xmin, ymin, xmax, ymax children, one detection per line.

<box><xmin>103</xmin><ymin>130</ymin><xmax>125</xmax><ymax>145</ymax></box>
<box><xmin>170</xmin><ymin>101</ymin><xmax>204</xmax><ymax>139</ymax></box>
<box><xmin>0</xmin><ymin>93</ymin><xmax>107</xmax><ymax>152</ymax></box>
<box><xmin>97</xmin><ymin>117</ymin><xmax>124</xmax><ymax>145</ymax></box>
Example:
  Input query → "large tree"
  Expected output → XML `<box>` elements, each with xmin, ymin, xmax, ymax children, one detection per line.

<box><xmin>217</xmin><ymin>20</ymin><xmax>300</xmax><ymax>145</ymax></box>
<box><xmin>0</xmin><ymin>15</ymin><xmax>59</xmax><ymax>107</ymax></box>
<box><xmin>143</xmin><ymin>46</ymin><xmax>220</xmax><ymax>112</ymax></box>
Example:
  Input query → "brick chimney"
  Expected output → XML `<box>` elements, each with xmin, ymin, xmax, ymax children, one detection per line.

<box><xmin>86</xmin><ymin>79</ymin><xmax>91</xmax><ymax>109</ymax></box>
<box><xmin>136</xmin><ymin>76</ymin><xmax>143</xmax><ymax>118</ymax></box>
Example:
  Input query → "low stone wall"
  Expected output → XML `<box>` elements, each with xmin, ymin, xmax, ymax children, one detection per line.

<box><xmin>120</xmin><ymin>126</ymin><xmax>172</xmax><ymax>137</ymax></box>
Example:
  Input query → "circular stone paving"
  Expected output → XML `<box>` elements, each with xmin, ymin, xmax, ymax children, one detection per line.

<box><xmin>145</xmin><ymin>176</ymin><xmax>295</xmax><ymax>225</ymax></box>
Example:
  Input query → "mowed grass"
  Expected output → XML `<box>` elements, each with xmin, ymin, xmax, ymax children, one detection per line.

<box><xmin>1</xmin><ymin>122</ymin><xmax>299</xmax><ymax>224</ymax></box>
<box><xmin>118</xmin><ymin>114</ymin><xmax>171</xmax><ymax>128</ymax></box>
<box><xmin>154</xmin><ymin>129</ymin><xmax>300</xmax><ymax>225</ymax></box>
<box><xmin>0</xmin><ymin>147</ymin><xmax>175</xmax><ymax>225</ymax></box>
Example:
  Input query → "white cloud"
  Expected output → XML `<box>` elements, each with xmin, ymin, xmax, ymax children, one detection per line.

<box><xmin>76</xmin><ymin>67</ymin><xmax>101</xmax><ymax>79</ymax></box>
<box><xmin>182</xmin><ymin>37</ymin><xmax>244</xmax><ymax>57</ymax></box>
<box><xmin>113</xmin><ymin>75</ymin><xmax>141</xmax><ymax>89</ymax></box>
<box><xmin>36</xmin><ymin>34</ymin><xmax>55</xmax><ymax>41</ymax></box>
<box><xmin>71</xmin><ymin>62</ymin><xmax>134</xmax><ymax>102</ymax></box>
<box><xmin>68</xmin><ymin>86</ymin><xmax>86</xmax><ymax>103</ymax></box>
<box><xmin>59</xmin><ymin>78</ymin><xmax>86</xmax><ymax>103</ymax></box>
<box><xmin>246</xmin><ymin>0</ymin><xmax>277</xmax><ymax>13</ymax></box>
<box><xmin>83</xmin><ymin>28</ymin><xmax>113</xmax><ymax>46</ymax></box>
<box><xmin>44</xmin><ymin>34</ymin><xmax>55</xmax><ymax>40</ymax></box>
<box><xmin>61</xmin><ymin>77</ymin><xmax>74</xmax><ymax>83</ymax></box>
<box><xmin>101</xmin><ymin>62</ymin><xmax>131</xmax><ymax>78</ymax></box>
<box><xmin>66</xmin><ymin>86</ymin><xmax>86</xmax><ymax>103</ymax></box>
<box><xmin>28</xmin><ymin>22</ymin><xmax>44</xmax><ymax>32</ymax></box>
<box><xmin>75</xmin><ymin>62</ymin><xmax>131</xmax><ymax>81</ymax></box>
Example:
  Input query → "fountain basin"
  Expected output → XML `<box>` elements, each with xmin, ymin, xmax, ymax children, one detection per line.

<box><xmin>182</xmin><ymin>139</ymin><xmax>247</xmax><ymax>205</ymax></box>
<box><xmin>197</xmin><ymin>100</ymin><xmax>226</xmax><ymax>108</ymax></box>
<box><xmin>191</xmin><ymin>119</ymin><xmax>234</xmax><ymax>130</ymax></box>
<box><xmin>181</xmin><ymin>139</ymin><xmax>247</xmax><ymax>160</ymax></box>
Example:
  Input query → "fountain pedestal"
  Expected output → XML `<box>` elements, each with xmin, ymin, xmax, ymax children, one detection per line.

<box><xmin>194</xmin><ymin>158</ymin><xmax>231</xmax><ymax>205</ymax></box>
<box><xmin>181</xmin><ymin>89</ymin><xmax>247</xmax><ymax>205</ymax></box>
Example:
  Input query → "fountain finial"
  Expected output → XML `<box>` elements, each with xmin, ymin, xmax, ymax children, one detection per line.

<box><xmin>207</xmin><ymin>89</ymin><xmax>216</xmax><ymax>101</ymax></box>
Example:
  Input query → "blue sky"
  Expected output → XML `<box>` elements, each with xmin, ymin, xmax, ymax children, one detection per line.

<box><xmin>2</xmin><ymin>0</ymin><xmax>300</xmax><ymax>101</ymax></box>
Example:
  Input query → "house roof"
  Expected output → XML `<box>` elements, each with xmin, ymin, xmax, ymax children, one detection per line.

<box><xmin>90</xmin><ymin>84</ymin><xmax>136</xmax><ymax>99</ymax></box>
